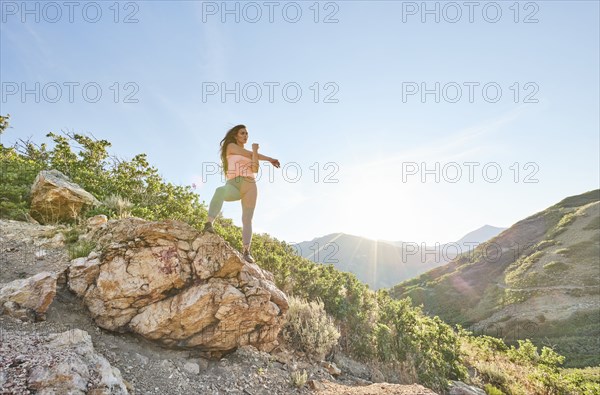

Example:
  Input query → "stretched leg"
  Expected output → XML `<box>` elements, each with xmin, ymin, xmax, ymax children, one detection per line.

<box><xmin>240</xmin><ymin>177</ymin><xmax>258</xmax><ymax>253</ymax></box>
<box><xmin>207</xmin><ymin>180</ymin><xmax>242</xmax><ymax>222</ymax></box>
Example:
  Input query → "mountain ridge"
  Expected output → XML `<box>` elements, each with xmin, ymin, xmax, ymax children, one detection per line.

<box><xmin>294</xmin><ymin>225</ymin><xmax>507</xmax><ymax>289</ymax></box>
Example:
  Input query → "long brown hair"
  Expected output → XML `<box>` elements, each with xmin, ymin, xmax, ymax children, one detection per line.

<box><xmin>219</xmin><ymin>124</ymin><xmax>246</xmax><ymax>174</ymax></box>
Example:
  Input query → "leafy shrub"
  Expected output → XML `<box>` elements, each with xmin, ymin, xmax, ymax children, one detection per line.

<box><xmin>505</xmin><ymin>250</ymin><xmax>546</xmax><ymax>287</ymax></box>
<box><xmin>0</xmin><ymin>116</ymin><xmax>44</xmax><ymax>221</ymax></box>
<box><xmin>507</xmin><ymin>339</ymin><xmax>540</xmax><ymax>364</ymax></box>
<box><xmin>1</xmin><ymin>126</ymin><xmax>208</xmax><ymax>228</ymax></box>
<box><xmin>374</xmin><ymin>323</ymin><xmax>394</xmax><ymax>362</ymax></box>
<box><xmin>484</xmin><ymin>383</ymin><xmax>504</xmax><ymax>395</ymax></box>
<box><xmin>459</xmin><ymin>332</ymin><xmax>600</xmax><ymax>395</ymax></box>
<box><xmin>282</xmin><ymin>296</ymin><xmax>340</xmax><ymax>361</ymax></box>
<box><xmin>557</xmin><ymin>212</ymin><xmax>578</xmax><ymax>228</ymax></box>
<box><xmin>470</xmin><ymin>334</ymin><xmax>509</xmax><ymax>353</ymax></box>
<box><xmin>539</xmin><ymin>346</ymin><xmax>565</xmax><ymax>370</ymax></box>
<box><xmin>548</xmin><ymin>211</ymin><xmax>578</xmax><ymax>238</ymax></box>
<box><xmin>377</xmin><ymin>296</ymin><xmax>467</xmax><ymax>392</ymax></box>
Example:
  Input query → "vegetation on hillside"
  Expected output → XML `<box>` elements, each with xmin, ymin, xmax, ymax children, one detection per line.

<box><xmin>1</xmin><ymin>115</ymin><xmax>598</xmax><ymax>393</ymax></box>
<box><xmin>458</xmin><ymin>329</ymin><xmax>600</xmax><ymax>394</ymax></box>
<box><xmin>390</xmin><ymin>183</ymin><xmax>600</xmax><ymax>369</ymax></box>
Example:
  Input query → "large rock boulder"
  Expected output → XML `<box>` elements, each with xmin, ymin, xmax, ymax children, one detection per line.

<box><xmin>29</xmin><ymin>169</ymin><xmax>101</xmax><ymax>224</ymax></box>
<box><xmin>0</xmin><ymin>271</ymin><xmax>57</xmax><ymax>321</ymax></box>
<box><xmin>68</xmin><ymin>217</ymin><xmax>288</xmax><ymax>354</ymax></box>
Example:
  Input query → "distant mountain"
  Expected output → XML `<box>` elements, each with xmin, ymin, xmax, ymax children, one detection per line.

<box><xmin>391</xmin><ymin>189</ymin><xmax>600</xmax><ymax>367</ymax></box>
<box><xmin>294</xmin><ymin>225</ymin><xmax>506</xmax><ymax>290</ymax></box>
<box><xmin>453</xmin><ymin>225</ymin><xmax>507</xmax><ymax>252</ymax></box>
<box><xmin>383</xmin><ymin>225</ymin><xmax>506</xmax><ymax>252</ymax></box>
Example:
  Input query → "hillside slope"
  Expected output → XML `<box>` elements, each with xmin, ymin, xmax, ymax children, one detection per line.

<box><xmin>391</xmin><ymin>189</ymin><xmax>600</xmax><ymax>367</ymax></box>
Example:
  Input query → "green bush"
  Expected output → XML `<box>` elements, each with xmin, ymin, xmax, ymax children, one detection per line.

<box><xmin>484</xmin><ymin>383</ymin><xmax>504</xmax><ymax>394</ymax></box>
<box><xmin>506</xmin><ymin>250</ymin><xmax>545</xmax><ymax>286</ymax></box>
<box><xmin>0</xmin><ymin>125</ymin><xmax>208</xmax><ymax>228</ymax></box>
<box><xmin>374</xmin><ymin>323</ymin><xmax>394</xmax><ymax>362</ymax></box>
<box><xmin>0</xmin><ymin>122</ymin><xmax>45</xmax><ymax>221</ymax></box>
<box><xmin>507</xmin><ymin>339</ymin><xmax>540</xmax><ymax>364</ymax></box>
<box><xmin>469</xmin><ymin>334</ymin><xmax>509</xmax><ymax>353</ymax></box>
<box><xmin>377</xmin><ymin>295</ymin><xmax>467</xmax><ymax>391</ymax></box>
<box><xmin>547</xmin><ymin>211</ymin><xmax>579</xmax><ymax>239</ymax></box>
<box><xmin>540</xmin><ymin>346</ymin><xmax>565</xmax><ymax>370</ymax></box>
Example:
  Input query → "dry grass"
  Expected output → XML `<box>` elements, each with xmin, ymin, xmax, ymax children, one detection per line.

<box><xmin>289</xmin><ymin>369</ymin><xmax>307</xmax><ymax>388</ymax></box>
<box><xmin>460</xmin><ymin>338</ymin><xmax>542</xmax><ymax>394</ymax></box>
<box><xmin>282</xmin><ymin>296</ymin><xmax>340</xmax><ymax>361</ymax></box>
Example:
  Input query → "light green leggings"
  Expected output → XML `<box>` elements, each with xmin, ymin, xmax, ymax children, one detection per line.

<box><xmin>207</xmin><ymin>176</ymin><xmax>257</xmax><ymax>246</ymax></box>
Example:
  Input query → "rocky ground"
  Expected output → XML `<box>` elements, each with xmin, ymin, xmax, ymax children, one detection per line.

<box><xmin>0</xmin><ymin>219</ymin><xmax>453</xmax><ymax>394</ymax></box>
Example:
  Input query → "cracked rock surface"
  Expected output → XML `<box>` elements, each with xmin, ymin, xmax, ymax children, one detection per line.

<box><xmin>68</xmin><ymin>217</ymin><xmax>288</xmax><ymax>354</ymax></box>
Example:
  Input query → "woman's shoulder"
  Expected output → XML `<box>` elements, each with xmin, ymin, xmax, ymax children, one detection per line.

<box><xmin>225</xmin><ymin>142</ymin><xmax>236</xmax><ymax>156</ymax></box>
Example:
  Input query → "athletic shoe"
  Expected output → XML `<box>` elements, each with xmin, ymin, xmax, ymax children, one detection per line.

<box><xmin>243</xmin><ymin>251</ymin><xmax>255</xmax><ymax>263</ymax></box>
<box><xmin>203</xmin><ymin>221</ymin><xmax>215</xmax><ymax>234</ymax></box>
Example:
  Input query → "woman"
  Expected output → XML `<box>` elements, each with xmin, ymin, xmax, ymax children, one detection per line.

<box><xmin>203</xmin><ymin>124</ymin><xmax>280</xmax><ymax>263</ymax></box>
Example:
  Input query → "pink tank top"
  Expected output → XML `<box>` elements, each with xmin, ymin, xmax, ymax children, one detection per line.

<box><xmin>226</xmin><ymin>154</ymin><xmax>256</xmax><ymax>180</ymax></box>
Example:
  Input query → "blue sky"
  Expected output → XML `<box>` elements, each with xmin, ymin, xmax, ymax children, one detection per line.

<box><xmin>1</xmin><ymin>0</ymin><xmax>598</xmax><ymax>246</ymax></box>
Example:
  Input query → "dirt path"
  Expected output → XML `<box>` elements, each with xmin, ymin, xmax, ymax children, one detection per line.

<box><xmin>494</xmin><ymin>282</ymin><xmax>597</xmax><ymax>291</ymax></box>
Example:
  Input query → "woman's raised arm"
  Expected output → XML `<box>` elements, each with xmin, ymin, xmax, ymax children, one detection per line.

<box><xmin>227</xmin><ymin>143</ymin><xmax>279</xmax><ymax>167</ymax></box>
